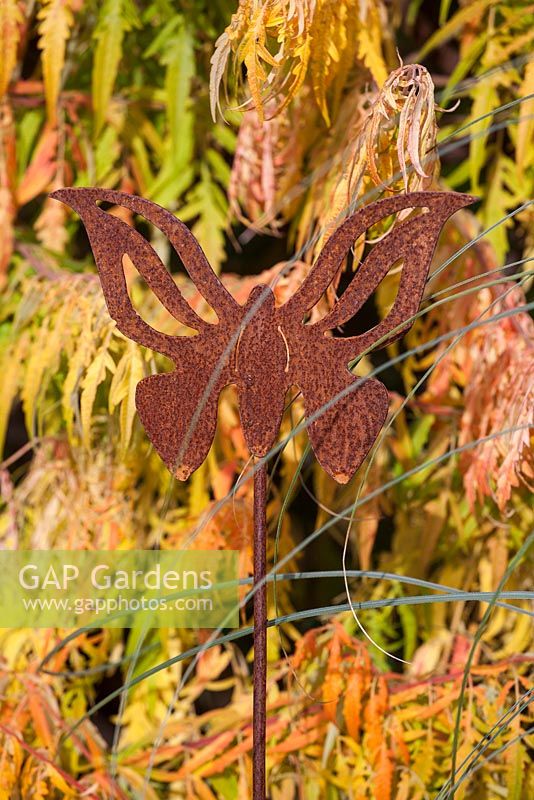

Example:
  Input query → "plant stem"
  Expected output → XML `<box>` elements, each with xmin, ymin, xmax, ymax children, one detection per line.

<box><xmin>253</xmin><ymin>460</ymin><xmax>267</xmax><ymax>800</ymax></box>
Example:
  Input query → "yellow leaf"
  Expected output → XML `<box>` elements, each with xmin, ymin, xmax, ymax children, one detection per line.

<box><xmin>108</xmin><ymin>346</ymin><xmax>130</xmax><ymax>412</ymax></box>
<box><xmin>21</xmin><ymin>309</ymin><xmax>66</xmax><ymax>437</ymax></box>
<box><xmin>517</xmin><ymin>59</ymin><xmax>534</xmax><ymax>173</ymax></box>
<box><xmin>310</xmin><ymin>1</ymin><xmax>334</xmax><ymax>125</ymax></box>
<box><xmin>116</xmin><ymin>766</ymin><xmax>161</xmax><ymax>800</ymax></box>
<box><xmin>37</xmin><ymin>0</ymin><xmax>74</xmax><ymax>125</ymax></box>
<box><xmin>0</xmin><ymin>0</ymin><xmax>23</xmax><ymax>97</ymax></box>
<box><xmin>190</xmin><ymin>777</ymin><xmax>218</xmax><ymax>800</ymax></box>
<box><xmin>0</xmin><ymin>333</ymin><xmax>27</xmax><ymax>453</ymax></box>
<box><xmin>412</xmin><ymin>728</ymin><xmax>435</xmax><ymax>786</ymax></box>
<box><xmin>189</xmin><ymin>459</ymin><xmax>210</xmax><ymax>516</ymax></box>
<box><xmin>80</xmin><ymin>334</ymin><xmax>115</xmax><ymax>448</ymax></box>
<box><xmin>358</xmin><ymin>6</ymin><xmax>388</xmax><ymax>88</ymax></box>
<box><xmin>0</xmin><ymin>733</ymin><xmax>23</xmax><ymax>797</ymax></box>
<box><xmin>243</xmin><ymin>51</ymin><xmax>266</xmax><ymax>122</ymax></box>
<box><xmin>491</xmin><ymin>612</ymin><xmax>533</xmax><ymax>659</ymax></box>
<box><xmin>119</xmin><ymin>341</ymin><xmax>144</xmax><ymax>455</ymax></box>
<box><xmin>46</xmin><ymin>765</ymin><xmax>76</xmax><ymax>796</ymax></box>
<box><xmin>61</xmin><ymin>299</ymin><xmax>95</xmax><ymax>442</ymax></box>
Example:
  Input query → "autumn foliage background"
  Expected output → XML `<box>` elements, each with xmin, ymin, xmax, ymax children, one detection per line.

<box><xmin>0</xmin><ymin>1</ymin><xmax>533</xmax><ymax>798</ymax></box>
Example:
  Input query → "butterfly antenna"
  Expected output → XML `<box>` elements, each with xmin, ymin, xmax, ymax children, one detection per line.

<box><xmin>342</xmin><ymin>517</ymin><xmax>412</xmax><ymax>666</ymax></box>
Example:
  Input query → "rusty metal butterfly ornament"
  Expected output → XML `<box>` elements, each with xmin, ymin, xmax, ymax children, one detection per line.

<box><xmin>52</xmin><ymin>187</ymin><xmax>474</xmax><ymax>799</ymax></box>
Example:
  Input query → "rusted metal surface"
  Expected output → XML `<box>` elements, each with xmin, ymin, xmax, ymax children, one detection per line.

<box><xmin>52</xmin><ymin>186</ymin><xmax>474</xmax><ymax>800</ymax></box>
<box><xmin>252</xmin><ymin>462</ymin><xmax>267</xmax><ymax>800</ymax></box>
<box><xmin>51</xmin><ymin>187</ymin><xmax>474</xmax><ymax>484</ymax></box>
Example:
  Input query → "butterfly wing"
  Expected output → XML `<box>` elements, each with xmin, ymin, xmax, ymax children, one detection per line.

<box><xmin>135</xmin><ymin>337</ymin><xmax>233</xmax><ymax>480</ymax></box>
<box><xmin>292</xmin><ymin>342</ymin><xmax>388</xmax><ymax>483</ymax></box>
<box><xmin>279</xmin><ymin>191</ymin><xmax>476</xmax><ymax>482</ymax></box>
<box><xmin>287</xmin><ymin>191</ymin><xmax>476</xmax><ymax>358</ymax></box>
<box><xmin>52</xmin><ymin>188</ymin><xmax>241</xmax><ymax>479</ymax></box>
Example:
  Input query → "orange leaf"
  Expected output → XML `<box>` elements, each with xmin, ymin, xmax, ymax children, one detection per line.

<box><xmin>344</xmin><ymin>671</ymin><xmax>363</xmax><ymax>740</ymax></box>
<box><xmin>175</xmin><ymin>731</ymin><xmax>235</xmax><ymax>779</ymax></box>
<box><xmin>322</xmin><ymin>670</ymin><xmax>343</xmax><ymax>723</ymax></box>
<box><xmin>199</xmin><ymin>735</ymin><xmax>252</xmax><ymax>777</ymax></box>
<box><xmin>271</xmin><ymin>726</ymin><xmax>324</xmax><ymax>754</ymax></box>
<box><xmin>390</xmin><ymin>721</ymin><xmax>410</xmax><ymax>766</ymax></box>
<box><xmin>27</xmin><ymin>689</ymin><xmax>54</xmax><ymax>751</ymax></box>
<box><xmin>16</xmin><ymin>125</ymin><xmax>58</xmax><ymax>206</ymax></box>
<box><xmin>364</xmin><ymin>679</ymin><xmax>389</xmax><ymax>762</ymax></box>
<box><xmin>395</xmin><ymin>689</ymin><xmax>461</xmax><ymax>723</ymax></box>
<box><xmin>374</xmin><ymin>742</ymin><xmax>393</xmax><ymax>800</ymax></box>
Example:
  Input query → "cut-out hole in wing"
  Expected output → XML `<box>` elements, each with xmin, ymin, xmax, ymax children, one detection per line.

<box><xmin>51</xmin><ymin>188</ymin><xmax>243</xmax><ymax>482</ymax></box>
<box><xmin>125</xmin><ymin>255</ymin><xmax>199</xmax><ymax>338</ymax></box>
<box><xmin>277</xmin><ymin>191</ymin><xmax>476</xmax><ymax>484</ymax></box>
<box><xmin>51</xmin><ymin>189</ymin><xmax>241</xmax><ymax>349</ymax></box>
<box><xmin>281</xmin><ymin>192</ymin><xmax>476</xmax><ymax>364</ymax></box>
<box><xmin>300</xmin><ymin>231</ymin><xmax>365</xmax><ymax>327</ymax></box>
<box><xmin>95</xmin><ymin>200</ymin><xmax>116</xmax><ymax>212</ymax></box>
<box><xmin>328</xmin><ymin>254</ymin><xmax>404</xmax><ymax>338</ymax></box>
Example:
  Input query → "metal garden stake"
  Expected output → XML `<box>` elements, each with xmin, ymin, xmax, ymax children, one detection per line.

<box><xmin>52</xmin><ymin>187</ymin><xmax>474</xmax><ymax>799</ymax></box>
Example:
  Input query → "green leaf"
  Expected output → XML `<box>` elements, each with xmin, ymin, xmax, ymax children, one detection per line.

<box><xmin>210</xmin><ymin>773</ymin><xmax>238</xmax><ymax>800</ymax></box>
<box><xmin>206</xmin><ymin>147</ymin><xmax>231</xmax><ymax>186</ymax></box>
<box><xmin>482</xmin><ymin>155</ymin><xmax>516</xmax><ymax>263</ymax></box>
<box><xmin>440</xmin><ymin>32</ymin><xmax>487</xmax><ymax>107</ymax></box>
<box><xmin>92</xmin><ymin>0</ymin><xmax>139</xmax><ymax>138</ymax></box>
<box><xmin>439</xmin><ymin>0</ymin><xmax>453</xmax><ymax>25</ymax></box>
<box><xmin>189</xmin><ymin>164</ymin><xmax>228</xmax><ymax>272</ymax></box>
<box><xmin>16</xmin><ymin>111</ymin><xmax>43</xmax><ymax>179</ymax></box>
<box><xmin>148</xmin><ymin>163</ymin><xmax>194</xmax><ymax>207</ymax></box>
<box><xmin>130</xmin><ymin>135</ymin><xmax>154</xmax><ymax>191</ymax></box>
<box><xmin>95</xmin><ymin>126</ymin><xmax>120</xmax><ymax>183</ymax></box>
<box><xmin>397</xmin><ymin>601</ymin><xmax>417</xmax><ymax>661</ymax></box>
<box><xmin>162</xmin><ymin>21</ymin><xmax>195</xmax><ymax>168</ymax></box>
<box><xmin>212</xmin><ymin>122</ymin><xmax>237</xmax><ymax>152</ymax></box>
<box><xmin>419</xmin><ymin>0</ymin><xmax>494</xmax><ymax>58</ymax></box>
<box><xmin>469</xmin><ymin>78</ymin><xmax>500</xmax><ymax>191</ymax></box>
<box><xmin>411</xmin><ymin>414</ymin><xmax>435</xmax><ymax>457</ymax></box>
<box><xmin>142</xmin><ymin>14</ymin><xmax>182</xmax><ymax>59</ymax></box>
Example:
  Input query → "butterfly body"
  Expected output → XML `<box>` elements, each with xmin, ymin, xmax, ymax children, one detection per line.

<box><xmin>51</xmin><ymin>188</ymin><xmax>475</xmax><ymax>484</ymax></box>
<box><xmin>235</xmin><ymin>285</ymin><xmax>289</xmax><ymax>459</ymax></box>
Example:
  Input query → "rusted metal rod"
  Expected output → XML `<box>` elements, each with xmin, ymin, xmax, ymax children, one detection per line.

<box><xmin>253</xmin><ymin>460</ymin><xmax>267</xmax><ymax>800</ymax></box>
